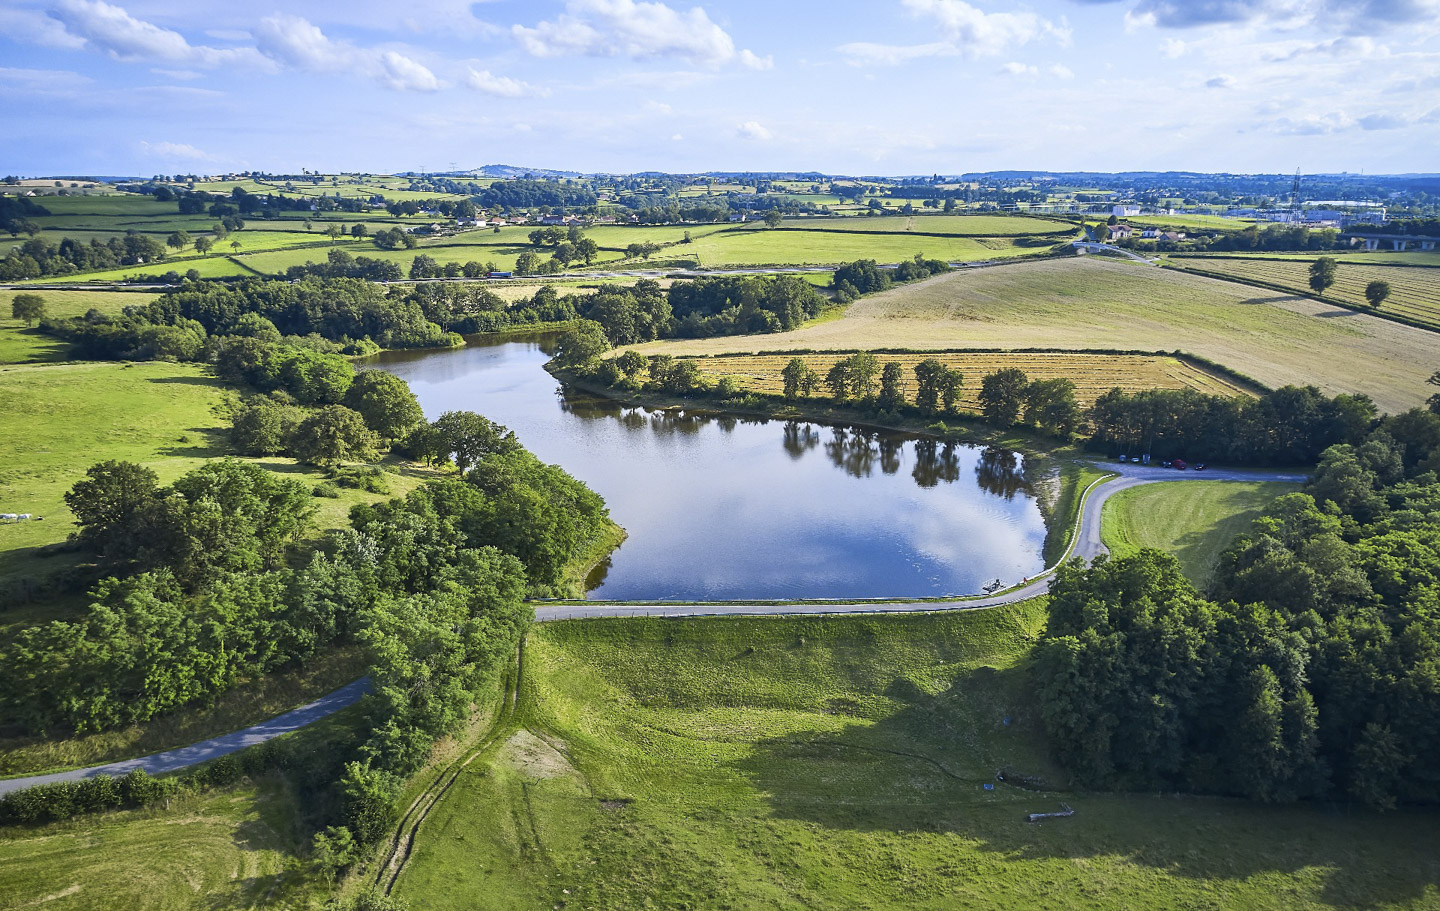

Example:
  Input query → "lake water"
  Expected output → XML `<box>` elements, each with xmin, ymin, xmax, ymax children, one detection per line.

<box><xmin>371</xmin><ymin>335</ymin><xmax>1049</xmax><ymax>601</ymax></box>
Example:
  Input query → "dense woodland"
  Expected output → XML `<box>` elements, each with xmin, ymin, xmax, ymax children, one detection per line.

<box><xmin>1037</xmin><ymin>410</ymin><xmax>1440</xmax><ymax>808</ymax></box>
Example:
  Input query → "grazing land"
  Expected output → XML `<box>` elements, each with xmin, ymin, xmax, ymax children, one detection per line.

<box><xmin>0</xmin><ymin>289</ymin><xmax>155</xmax><ymax>364</ymax></box>
<box><xmin>1127</xmin><ymin>214</ymin><xmax>1256</xmax><ymax>230</ymax></box>
<box><xmin>635</xmin><ymin>257</ymin><xmax>1440</xmax><ymax>412</ymax></box>
<box><xmin>684</xmin><ymin>350</ymin><xmax>1254</xmax><ymax>411</ymax></box>
<box><xmin>0</xmin><ymin>359</ymin><xmax>433</xmax><ymax>631</ymax></box>
<box><xmin>772</xmin><ymin>214</ymin><xmax>1076</xmax><ymax>235</ymax></box>
<box><xmin>0</xmin><ymin>784</ymin><xmax>311</xmax><ymax>911</ymax></box>
<box><xmin>678</xmin><ymin>225</ymin><xmax>1045</xmax><ymax>267</ymax></box>
<box><xmin>392</xmin><ymin>610</ymin><xmax>1440</xmax><ymax>911</ymax></box>
<box><xmin>1100</xmin><ymin>480</ymin><xmax>1301</xmax><ymax>585</ymax></box>
<box><xmin>1171</xmin><ymin>256</ymin><xmax>1440</xmax><ymax>331</ymax></box>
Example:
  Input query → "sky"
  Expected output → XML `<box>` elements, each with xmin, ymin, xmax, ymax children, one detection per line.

<box><xmin>1</xmin><ymin>0</ymin><xmax>1438</xmax><ymax>177</ymax></box>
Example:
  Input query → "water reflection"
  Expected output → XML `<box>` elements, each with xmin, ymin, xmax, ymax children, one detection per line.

<box><xmin>976</xmin><ymin>447</ymin><xmax>1032</xmax><ymax>501</ymax></box>
<box><xmin>369</xmin><ymin>336</ymin><xmax>1048</xmax><ymax>600</ymax></box>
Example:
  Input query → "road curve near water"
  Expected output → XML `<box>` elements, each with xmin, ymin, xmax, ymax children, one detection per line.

<box><xmin>0</xmin><ymin>463</ymin><xmax>1305</xmax><ymax>795</ymax></box>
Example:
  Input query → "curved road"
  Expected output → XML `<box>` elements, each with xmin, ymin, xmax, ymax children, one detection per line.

<box><xmin>0</xmin><ymin>463</ymin><xmax>1305</xmax><ymax>796</ymax></box>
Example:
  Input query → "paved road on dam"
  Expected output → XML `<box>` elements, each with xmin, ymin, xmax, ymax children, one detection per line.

<box><xmin>0</xmin><ymin>463</ymin><xmax>1306</xmax><ymax>795</ymax></box>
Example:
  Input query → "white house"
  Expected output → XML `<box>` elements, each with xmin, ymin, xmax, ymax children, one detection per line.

<box><xmin>1112</xmin><ymin>204</ymin><xmax>1141</xmax><ymax>217</ymax></box>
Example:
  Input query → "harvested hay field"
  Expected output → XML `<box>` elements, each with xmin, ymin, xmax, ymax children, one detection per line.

<box><xmin>685</xmin><ymin>350</ymin><xmax>1254</xmax><ymax>411</ymax></box>
<box><xmin>1171</xmin><ymin>257</ymin><xmax>1440</xmax><ymax>331</ymax></box>
<box><xmin>634</xmin><ymin>257</ymin><xmax>1440</xmax><ymax>413</ymax></box>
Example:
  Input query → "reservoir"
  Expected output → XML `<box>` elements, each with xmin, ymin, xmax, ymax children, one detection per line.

<box><xmin>372</xmin><ymin>335</ymin><xmax>1049</xmax><ymax>601</ymax></box>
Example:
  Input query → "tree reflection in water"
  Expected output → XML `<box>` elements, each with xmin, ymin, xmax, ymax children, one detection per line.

<box><xmin>562</xmin><ymin>384</ymin><xmax>1031</xmax><ymax>499</ymax></box>
<box><xmin>910</xmin><ymin>439</ymin><xmax>959</xmax><ymax>489</ymax></box>
<box><xmin>782</xmin><ymin>421</ymin><xmax>821</xmax><ymax>460</ymax></box>
<box><xmin>975</xmin><ymin>446</ymin><xmax>1032</xmax><ymax>500</ymax></box>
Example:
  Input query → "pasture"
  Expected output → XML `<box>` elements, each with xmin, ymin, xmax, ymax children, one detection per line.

<box><xmin>1128</xmin><ymin>214</ymin><xmax>1255</xmax><ymax>231</ymax></box>
<box><xmin>678</xmin><ymin>226</ymin><xmax>1044</xmax><ymax>267</ymax></box>
<box><xmin>681</xmin><ymin>350</ymin><xmax>1254</xmax><ymax>412</ymax></box>
<box><xmin>0</xmin><ymin>359</ymin><xmax>434</xmax><ymax>631</ymax></box>
<box><xmin>1171</xmin><ymin>256</ymin><xmax>1440</xmax><ymax>331</ymax></box>
<box><xmin>635</xmin><ymin>258</ymin><xmax>1440</xmax><ymax>413</ymax></box>
<box><xmin>393</xmin><ymin>609</ymin><xmax>1440</xmax><ymax>911</ymax></box>
<box><xmin>775</xmin><ymin>214</ymin><xmax>1075</xmax><ymax>235</ymax></box>
<box><xmin>1100</xmin><ymin>480</ymin><xmax>1300</xmax><ymax>585</ymax></box>
<box><xmin>0</xmin><ymin>289</ymin><xmax>154</xmax><ymax>364</ymax></box>
<box><xmin>0</xmin><ymin>780</ymin><xmax>321</xmax><ymax>911</ymax></box>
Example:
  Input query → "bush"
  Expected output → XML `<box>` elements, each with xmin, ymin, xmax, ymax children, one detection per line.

<box><xmin>313</xmin><ymin>481</ymin><xmax>341</xmax><ymax>498</ymax></box>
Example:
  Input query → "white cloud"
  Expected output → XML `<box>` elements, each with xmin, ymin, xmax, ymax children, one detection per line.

<box><xmin>0</xmin><ymin>6</ymin><xmax>85</xmax><ymax>50</ymax></box>
<box><xmin>840</xmin><ymin>0</ymin><xmax>1067</xmax><ymax>66</ymax></box>
<box><xmin>1160</xmin><ymin>37</ymin><xmax>1188</xmax><ymax>57</ymax></box>
<box><xmin>1049</xmin><ymin>63</ymin><xmax>1076</xmax><ymax>78</ymax></box>
<box><xmin>253</xmin><ymin>14</ymin><xmax>440</xmax><ymax>92</ymax></box>
<box><xmin>737</xmin><ymin>120</ymin><xmax>772</xmax><ymax>140</ymax></box>
<box><xmin>48</xmin><ymin>0</ymin><xmax>265</xmax><ymax>68</ymax></box>
<box><xmin>252</xmin><ymin>14</ymin><xmax>351</xmax><ymax>72</ymax></box>
<box><xmin>671</xmin><ymin>133</ymin><xmax>684</xmax><ymax>140</ymax></box>
<box><xmin>139</xmin><ymin>140</ymin><xmax>215</xmax><ymax>161</ymax></box>
<box><xmin>1002</xmin><ymin>61</ymin><xmax>1037</xmax><ymax>75</ymax></box>
<box><xmin>377</xmin><ymin>50</ymin><xmax>440</xmax><ymax>91</ymax></box>
<box><xmin>0</xmin><ymin>66</ymin><xmax>93</xmax><ymax>98</ymax></box>
<box><xmin>514</xmin><ymin>0</ymin><xmax>768</xmax><ymax>69</ymax></box>
<box><xmin>838</xmin><ymin>41</ymin><xmax>954</xmax><ymax>66</ymax></box>
<box><xmin>1206</xmin><ymin>73</ymin><xmax>1235</xmax><ymax>87</ymax></box>
<box><xmin>1095</xmin><ymin>0</ymin><xmax>1440</xmax><ymax>36</ymax></box>
<box><xmin>467</xmin><ymin>67</ymin><xmax>549</xmax><ymax>98</ymax></box>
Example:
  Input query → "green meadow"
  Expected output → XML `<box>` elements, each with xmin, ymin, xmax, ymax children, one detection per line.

<box><xmin>1100</xmin><ymin>480</ymin><xmax>1300</xmax><ymax>585</ymax></box>
<box><xmin>390</xmin><ymin>609</ymin><xmax>1440</xmax><ymax>911</ymax></box>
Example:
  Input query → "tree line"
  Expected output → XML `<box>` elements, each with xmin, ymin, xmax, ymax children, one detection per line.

<box><xmin>40</xmin><ymin>277</ymin><xmax>464</xmax><ymax>360</ymax></box>
<box><xmin>1036</xmin><ymin>401</ymin><xmax>1440</xmax><ymax>808</ymax></box>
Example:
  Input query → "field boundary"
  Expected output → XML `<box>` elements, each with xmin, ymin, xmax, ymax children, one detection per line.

<box><xmin>1162</xmin><ymin>261</ymin><xmax>1438</xmax><ymax>335</ymax></box>
<box><xmin>672</xmin><ymin>346</ymin><xmax>1272</xmax><ymax>396</ymax></box>
<box><xmin>1169</xmin><ymin>252</ymin><xmax>1440</xmax><ymax>270</ymax></box>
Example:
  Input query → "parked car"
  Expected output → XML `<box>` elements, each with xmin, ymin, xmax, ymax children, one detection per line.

<box><xmin>1172</xmin><ymin>459</ymin><xmax>1188</xmax><ymax>470</ymax></box>
<box><xmin>1194</xmin><ymin>463</ymin><xmax>1207</xmax><ymax>471</ymax></box>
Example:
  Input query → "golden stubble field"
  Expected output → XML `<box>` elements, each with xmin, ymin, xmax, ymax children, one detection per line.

<box><xmin>685</xmin><ymin>350</ymin><xmax>1251</xmax><ymax>412</ymax></box>
<box><xmin>632</xmin><ymin>257</ymin><xmax>1440</xmax><ymax>413</ymax></box>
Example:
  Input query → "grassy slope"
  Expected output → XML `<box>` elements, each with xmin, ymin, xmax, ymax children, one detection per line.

<box><xmin>0</xmin><ymin>359</ymin><xmax>435</xmax><ymax>631</ymax></box>
<box><xmin>680</xmin><ymin>226</ymin><xmax>1043</xmax><ymax>266</ymax></box>
<box><xmin>633</xmin><ymin>257</ymin><xmax>1440</xmax><ymax>413</ymax></box>
<box><xmin>0</xmin><ymin>289</ymin><xmax>155</xmax><ymax>364</ymax></box>
<box><xmin>0</xmin><ymin>709</ymin><xmax>364</xmax><ymax>911</ymax></box>
<box><xmin>396</xmin><ymin>610</ymin><xmax>1440</xmax><ymax>911</ymax></box>
<box><xmin>1171</xmin><ymin>258</ymin><xmax>1440</xmax><ymax>331</ymax></box>
<box><xmin>1100</xmin><ymin>481</ymin><xmax>1300</xmax><ymax>585</ymax></box>
<box><xmin>0</xmin><ymin>782</ymin><xmax>320</xmax><ymax>911</ymax></box>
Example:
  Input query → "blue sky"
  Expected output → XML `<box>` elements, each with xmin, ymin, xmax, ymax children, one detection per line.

<box><xmin>1</xmin><ymin>0</ymin><xmax>1437</xmax><ymax>176</ymax></box>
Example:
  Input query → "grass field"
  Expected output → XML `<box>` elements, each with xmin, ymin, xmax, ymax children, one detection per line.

<box><xmin>0</xmin><ymin>779</ymin><xmax>322</xmax><ymax>911</ymax></box>
<box><xmin>1100</xmin><ymin>480</ymin><xmax>1300</xmax><ymax>585</ymax></box>
<box><xmin>393</xmin><ymin>609</ymin><xmax>1440</xmax><ymax>910</ymax></box>
<box><xmin>24</xmin><ymin>255</ymin><xmax>255</xmax><ymax>283</ymax></box>
<box><xmin>1171</xmin><ymin>257</ymin><xmax>1440</xmax><ymax>331</ymax></box>
<box><xmin>0</xmin><ymin>289</ymin><xmax>155</xmax><ymax>364</ymax></box>
<box><xmin>774</xmin><ymin>214</ymin><xmax>1076</xmax><ymax>235</ymax></box>
<box><xmin>1128</xmin><ymin>214</ymin><xmax>1255</xmax><ymax>231</ymax></box>
<box><xmin>682</xmin><ymin>350</ymin><xmax>1254</xmax><ymax>412</ymax></box>
<box><xmin>634</xmin><ymin>258</ymin><xmax>1440</xmax><ymax>413</ymax></box>
<box><xmin>0</xmin><ymin>359</ymin><xmax>436</xmax><ymax>629</ymax></box>
<box><xmin>679</xmin><ymin>226</ymin><xmax>1046</xmax><ymax>267</ymax></box>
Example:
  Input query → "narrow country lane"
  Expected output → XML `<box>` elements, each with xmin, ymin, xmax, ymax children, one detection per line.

<box><xmin>0</xmin><ymin>463</ymin><xmax>1306</xmax><ymax>795</ymax></box>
